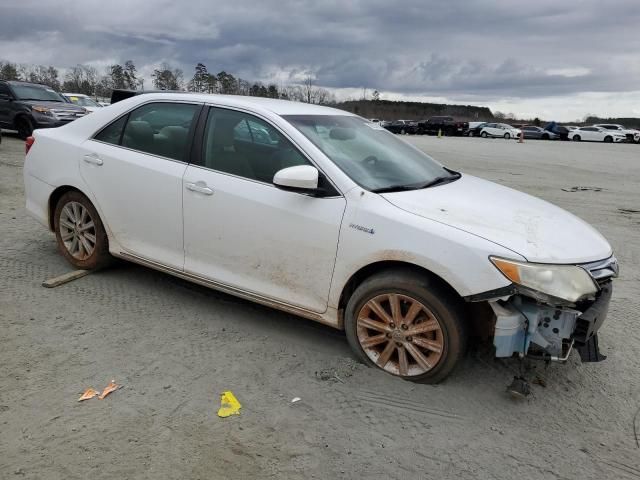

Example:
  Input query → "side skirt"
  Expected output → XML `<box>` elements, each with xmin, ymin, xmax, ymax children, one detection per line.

<box><xmin>113</xmin><ymin>251</ymin><xmax>342</xmax><ymax>329</ymax></box>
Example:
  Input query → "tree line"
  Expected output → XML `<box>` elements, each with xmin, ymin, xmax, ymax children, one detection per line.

<box><xmin>0</xmin><ymin>59</ymin><xmax>335</xmax><ymax>105</ymax></box>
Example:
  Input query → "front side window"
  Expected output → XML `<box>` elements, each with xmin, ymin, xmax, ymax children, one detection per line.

<box><xmin>120</xmin><ymin>102</ymin><xmax>199</xmax><ymax>161</ymax></box>
<box><xmin>201</xmin><ymin>108</ymin><xmax>309</xmax><ymax>183</ymax></box>
<box><xmin>285</xmin><ymin>115</ymin><xmax>455</xmax><ymax>192</ymax></box>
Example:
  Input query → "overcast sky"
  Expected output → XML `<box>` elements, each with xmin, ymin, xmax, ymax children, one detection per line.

<box><xmin>2</xmin><ymin>0</ymin><xmax>640</xmax><ymax>120</ymax></box>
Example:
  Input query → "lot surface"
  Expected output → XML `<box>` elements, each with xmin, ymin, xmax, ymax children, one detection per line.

<box><xmin>1</xmin><ymin>132</ymin><xmax>640</xmax><ymax>479</ymax></box>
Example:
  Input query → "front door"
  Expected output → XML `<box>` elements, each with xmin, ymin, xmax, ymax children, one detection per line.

<box><xmin>80</xmin><ymin>101</ymin><xmax>201</xmax><ymax>269</ymax></box>
<box><xmin>182</xmin><ymin>107</ymin><xmax>346</xmax><ymax>313</ymax></box>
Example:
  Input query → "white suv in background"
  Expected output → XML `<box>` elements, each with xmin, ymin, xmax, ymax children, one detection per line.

<box><xmin>23</xmin><ymin>93</ymin><xmax>617</xmax><ymax>382</ymax></box>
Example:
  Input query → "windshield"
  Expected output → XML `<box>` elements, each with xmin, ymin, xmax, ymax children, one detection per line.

<box><xmin>284</xmin><ymin>115</ymin><xmax>454</xmax><ymax>192</ymax></box>
<box><xmin>11</xmin><ymin>85</ymin><xmax>65</xmax><ymax>102</ymax></box>
<box><xmin>66</xmin><ymin>95</ymin><xmax>100</xmax><ymax>107</ymax></box>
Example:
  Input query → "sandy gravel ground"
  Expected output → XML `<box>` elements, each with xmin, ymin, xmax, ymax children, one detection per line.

<box><xmin>1</xmin><ymin>132</ymin><xmax>639</xmax><ymax>479</ymax></box>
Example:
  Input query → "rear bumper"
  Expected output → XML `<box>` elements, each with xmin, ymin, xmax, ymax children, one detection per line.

<box><xmin>23</xmin><ymin>172</ymin><xmax>54</xmax><ymax>228</ymax></box>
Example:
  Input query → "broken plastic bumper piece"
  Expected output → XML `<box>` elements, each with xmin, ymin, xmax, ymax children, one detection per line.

<box><xmin>490</xmin><ymin>282</ymin><xmax>612</xmax><ymax>362</ymax></box>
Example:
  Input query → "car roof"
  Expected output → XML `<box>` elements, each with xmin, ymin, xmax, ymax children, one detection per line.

<box><xmin>115</xmin><ymin>92</ymin><xmax>354</xmax><ymax>117</ymax></box>
<box><xmin>5</xmin><ymin>80</ymin><xmax>50</xmax><ymax>88</ymax></box>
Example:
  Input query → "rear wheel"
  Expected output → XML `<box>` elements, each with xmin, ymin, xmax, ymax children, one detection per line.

<box><xmin>15</xmin><ymin>117</ymin><xmax>33</xmax><ymax>139</ymax></box>
<box><xmin>604</xmin><ymin>136</ymin><xmax>613</xmax><ymax>143</ymax></box>
<box><xmin>573</xmin><ymin>135</ymin><xmax>581</xmax><ymax>141</ymax></box>
<box><xmin>481</xmin><ymin>131</ymin><xmax>488</xmax><ymax>138</ymax></box>
<box><xmin>54</xmin><ymin>191</ymin><xmax>112</xmax><ymax>270</ymax></box>
<box><xmin>345</xmin><ymin>269</ymin><xmax>468</xmax><ymax>383</ymax></box>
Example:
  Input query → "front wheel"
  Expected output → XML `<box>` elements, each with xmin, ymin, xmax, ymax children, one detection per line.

<box><xmin>541</xmin><ymin>134</ymin><xmax>549</xmax><ymax>140</ymax></box>
<box><xmin>16</xmin><ymin>117</ymin><xmax>33</xmax><ymax>139</ymax></box>
<box><xmin>400</xmin><ymin>128</ymin><xmax>406</xmax><ymax>135</ymax></box>
<box><xmin>345</xmin><ymin>270</ymin><xmax>468</xmax><ymax>383</ymax></box>
<box><xmin>604</xmin><ymin>136</ymin><xmax>613</xmax><ymax>143</ymax></box>
<box><xmin>504</xmin><ymin>133</ymin><xmax>511</xmax><ymax>139</ymax></box>
<box><xmin>573</xmin><ymin>135</ymin><xmax>581</xmax><ymax>141</ymax></box>
<box><xmin>481</xmin><ymin>131</ymin><xmax>488</xmax><ymax>138</ymax></box>
<box><xmin>54</xmin><ymin>191</ymin><xmax>112</xmax><ymax>270</ymax></box>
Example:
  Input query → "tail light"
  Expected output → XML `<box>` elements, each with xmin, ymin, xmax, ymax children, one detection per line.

<box><xmin>25</xmin><ymin>136</ymin><xmax>35</xmax><ymax>154</ymax></box>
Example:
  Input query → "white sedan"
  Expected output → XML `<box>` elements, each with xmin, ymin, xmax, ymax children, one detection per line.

<box><xmin>23</xmin><ymin>93</ymin><xmax>617</xmax><ymax>382</ymax></box>
<box><xmin>569</xmin><ymin>126</ymin><xmax>627</xmax><ymax>143</ymax></box>
<box><xmin>479</xmin><ymin>123</ymin><xmax>521</xmax><ymax>139</ymax></box>
<box><xmin>594</xmin><ymin>124</ymin><xmax>640</xmax><ymax>143</ymax></box>
<box><xmin>62</xmin><ymin>93</ymin><xmax>104</xmax><ymax>112</ymax></box>
<box><xmin>568</xmin><ymin>127</ymin><xmax>627</xmax><ymax>143</ymax></box>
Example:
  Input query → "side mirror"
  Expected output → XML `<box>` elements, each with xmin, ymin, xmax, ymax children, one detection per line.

<box><xmin>273</xmin><ymin>165</ymin><xmax>320</xmax><ymax>194</ymax></box>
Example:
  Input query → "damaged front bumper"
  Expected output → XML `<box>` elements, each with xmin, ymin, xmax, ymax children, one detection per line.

<box><xmin>481</xmin><ymin>256</ymin><xmax>618</xmax><ymax>363</ymax></box>
<box><xmin>490</xmin><ymin>282</ymin><xmax>612</xmax><ymax>362</ymax></box>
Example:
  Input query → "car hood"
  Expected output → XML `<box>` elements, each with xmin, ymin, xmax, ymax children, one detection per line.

<box><xmin>381</xmin><ymin>174</ymin><xmax>612</xmax><ymax>264</ymax></box>
<box><xmin>23</xmin><ymin>100</ymin><xmax>86</xmax><ymax>112</ymax></box>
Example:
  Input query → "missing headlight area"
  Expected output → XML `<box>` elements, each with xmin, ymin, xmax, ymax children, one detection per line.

<box><xmin>490</xmin><ymin>281</ymin><xmax>612</xmax><ymax>362</ymax></box>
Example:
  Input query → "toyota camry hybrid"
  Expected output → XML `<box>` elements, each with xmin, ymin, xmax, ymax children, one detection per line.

<box><xmin>23</xmin><ymin>93</ymin><xmax>618</xmax><ymax>382</ymax></box>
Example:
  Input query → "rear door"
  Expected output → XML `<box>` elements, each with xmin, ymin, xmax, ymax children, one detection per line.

<box><xmin>81</xmin><ymin>101</ymin><xmax>202</xmax><ymax>269</ymax></box>
<box><xmin>182</xmin><ymin>106</ymin><xmax>346</xmax><ymax>313</ymax></box>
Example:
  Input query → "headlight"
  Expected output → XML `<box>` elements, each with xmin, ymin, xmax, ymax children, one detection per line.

<box><xmin>490</xmin><ymin>257</ymin><xmax>598</xmax><ymax>303</ymax></box>
<box><xmin>32</xmin><ymin>106</ymin><xmax>53</xmax><ymax>116</ymax></box>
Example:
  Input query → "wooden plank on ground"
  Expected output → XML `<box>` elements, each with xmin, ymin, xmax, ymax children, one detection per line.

<box><xmin>42</xmin><ymin>269</ymin><xmax>92</xmax><ymax>288</ymax></box>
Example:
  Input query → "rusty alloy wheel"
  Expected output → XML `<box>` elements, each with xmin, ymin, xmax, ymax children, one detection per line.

<box><xmin>356</xmin><ymin>293</ymin><xmax>444</xmax><ymax>377</ymax></box>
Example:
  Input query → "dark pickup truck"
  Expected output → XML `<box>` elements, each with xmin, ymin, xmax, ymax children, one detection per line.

<box><xmin>418</xmin><ymin>116</ymin><xmax>469</xmax><ymax>136</ymax></box>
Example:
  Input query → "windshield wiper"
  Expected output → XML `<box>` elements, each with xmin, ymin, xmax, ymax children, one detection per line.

<box><xmin>371</xmin><ymin>172</ymin><xmax>461</xmax><ymax>193</ymax></box>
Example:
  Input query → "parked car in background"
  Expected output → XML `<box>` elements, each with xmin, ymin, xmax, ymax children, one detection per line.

<box><xmin>62</xmin><ymin>93</ymin><xmax>103</xmax><ymax>112</ymax></box>
<box><xmin>369</xmin><ymin>118</ymin><xmax>381</xmax><ymax>123</ymax></box>
<box><xmin>521</xmin><ymin>126</ymin><xmax>559</xmax><ymax>140</ymax></box>
<box><xmin>23</xmin><ymin>92</ymin><xmax>617</xmax><ymax>382</ymax></box>
<box><xmin>383</xmin><ymin>119</ymin><xmax>419</xmax><ymax>135</ymax></box>
<box><xmin>465</xmin><ymin>121</ymin><xmax>488</xmax><ymax>137</ymax></box>
<box><xmin>479</xmin><ymin>123</ymin><xmax>521</xmax><ymax>139</ymax></box>
<box><xmin>0</xmin><ymin>80</ymin><xmax>88</xmax><ymax>138</ymax></box>
<box><xmin>418</xmin><ymin>116</ymin><xmax>468</xmax><ymax>136</ymax></box>
<box><xmin>569</xmin><ymin>126</ymin><xmax>626</xmax><ymax>143</ymax></box>
<box><xmin>594</xmin><ymin>124</ymin><xmax>640</xmax><ymax>143</ymax></box>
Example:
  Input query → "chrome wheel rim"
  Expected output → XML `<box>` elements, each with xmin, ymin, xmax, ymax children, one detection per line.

<box><xmin>357</xmin><ymin>293</ymin><xmax>445</xmax><ymax>377</ymax></box>
<box><xmin>59</xmin><ymin>201</ymin><xmax>96</xmax><ymax>260</ymax></box>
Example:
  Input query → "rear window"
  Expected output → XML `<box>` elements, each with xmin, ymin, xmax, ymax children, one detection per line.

<box><xmin>93</xmin><ymin>102</ymin><xmax>200</xmax><ymax>162</ymax></box>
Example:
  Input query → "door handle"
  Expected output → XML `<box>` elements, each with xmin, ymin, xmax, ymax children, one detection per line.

<box><xmin>83</xmin><ymin>154</ymin><xmax>103</xmax><ymax>166</ymax></box>
<box><xmin>185</xmin><ymin>182</ymin><xmax>214</xmax><ymax>195</ymax></box>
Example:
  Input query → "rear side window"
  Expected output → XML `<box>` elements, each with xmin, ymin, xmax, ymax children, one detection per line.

<box><xmin>121</xmin><ymin>103</ymin><xmax>199</xmax><ymax>161</ymax></box>
<box><xmin>94</xmin><ymin>102</ymin><xmax>199</xmax><ymax>162</ymax></box>
<box><xmin>94</xmin><ymin>115</ymin><xmax>127</xmax><ymax>145</ymax></box>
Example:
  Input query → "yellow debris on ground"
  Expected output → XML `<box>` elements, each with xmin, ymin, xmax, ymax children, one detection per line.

<box><xmin>217</xmin><ymin>391</ymin><xmax>242</xmax><ymax>418</ymax></box>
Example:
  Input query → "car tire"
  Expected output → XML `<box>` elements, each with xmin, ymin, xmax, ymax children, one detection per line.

<box><xmin>400</xmin><ymin>128</ymin><xmax>406</xmax><ymax>135</ymax></box>
<box><xmin>481</xmin><ymin>131</ymin><xmax>488</xmax><ymax>138</ymax></box>
<box><xmin>573</xmin><ymin>135</ymin><xmax>581</xmax><ymax>141</ymax></box>
<box><xmin>54</xmin><ymin>191</ymin><xmax>112</xmax><ymax>270</ymax></box>
<box><xmin>504</xmin><ymin>133</ymin><xmax>511</xmax><ymax>139</ymax></box>
<box><xmin>15</xmin><ymin>116</ymin><xmax>33</xmax><ymax>140</ymax></box>
<box><xmin>541</xmin><ymin>134</ymin><xmax>549</xmax><ymax>140</ymax></box>
<box><xmin>604</xmin><ymin>136</ymin><xmax>613</xmax><ymax>143</ymax></box>
<box><xmin>344</xmin><ymin>269</ymin><xmax>468</xmax><ymax>383</ymax></box>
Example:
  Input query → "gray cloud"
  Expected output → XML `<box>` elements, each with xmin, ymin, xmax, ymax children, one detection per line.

<box><xmin>1</xmin><ymin>0</ymin><xmax>639</xmax><ymax>104</ymax></box>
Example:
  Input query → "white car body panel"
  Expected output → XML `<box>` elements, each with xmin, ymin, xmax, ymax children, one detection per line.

<box><xmin>381</xmin><ymin>174</ymin><xmax>612</xmax><ymax>264</ymax></box>
<box><xmin>80</xmin><ymin>139</ymin><xmax>188</xmax><ymax>269</ymax></box>
<box><xmin>23</xmin><ymin>92</ymin><xmax>614</xmax><ymax>332</ymax></box>
<box><xmin>182</xmin><ymin>164</ymin><xmax>346</xmax><ymax>313</ymax></box>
